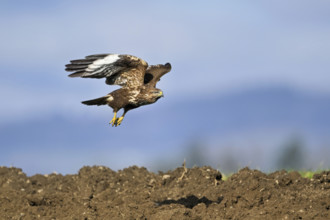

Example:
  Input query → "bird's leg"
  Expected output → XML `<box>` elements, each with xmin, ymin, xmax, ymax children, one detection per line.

<box><xmin>115</xmin><ymin>111</ymin><xmax>126</xmax><ymax>126</ymax></box>
<box><xmin>109</xmin><ymin>112</ymin><xmax>117</xmax><ymax>126</ymax></box>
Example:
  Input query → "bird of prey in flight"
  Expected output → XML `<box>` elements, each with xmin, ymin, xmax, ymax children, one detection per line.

<box><xmin>66</xmin><ymin>54</ymin><xmax>171</xmax><ymax>126</ymax></box>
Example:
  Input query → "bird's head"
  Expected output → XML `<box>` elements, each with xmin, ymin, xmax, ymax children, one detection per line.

<box><xmin>150</xmin><ymin>88</ymin><xmax>164</xmax><ymax>101</ymax></box>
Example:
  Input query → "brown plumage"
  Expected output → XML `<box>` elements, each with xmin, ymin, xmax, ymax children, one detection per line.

<box><xmin>66</xmin><ymin>54</ymin><xmax>171</xmax><ymax>126</ymax></box>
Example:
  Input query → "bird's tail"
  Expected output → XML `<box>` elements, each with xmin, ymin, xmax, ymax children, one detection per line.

<box><xmin>82</xmin><ymin>96</ymin><xmax>108</xmax><ymax>106</ymax></box>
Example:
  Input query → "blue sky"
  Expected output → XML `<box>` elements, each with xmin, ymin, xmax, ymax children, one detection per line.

<box><xmin>1</xmin><ymin>1</ymin><xmax>330</xmax><ymax>175</ymax></box>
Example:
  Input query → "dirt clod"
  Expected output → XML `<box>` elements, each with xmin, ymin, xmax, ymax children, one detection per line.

<box><xmin>0</xmin><ymin>166</ymin><xmax>329</xmax><ymax>219</ymax></box>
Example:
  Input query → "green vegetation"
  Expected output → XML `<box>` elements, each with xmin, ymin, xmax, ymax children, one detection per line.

<box><xmin>298</xmin><ymin>170</ymin><xmax>325</xmax><ymax>179</ymax></box>
<box><xmin>220</xmin><ymin>170</ymin><xmax>328</xmax><ymax>181</ymax></box>
<box><xmin>221</xmin><ymin>173</ymin><xmax>232</xmax><ymax>181</ymax></box>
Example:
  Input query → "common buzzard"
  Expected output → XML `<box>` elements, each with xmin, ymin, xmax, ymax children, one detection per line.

<box><xmin>66</xmin><ymin>54</ymin><xmax>171</xmax><ymax>126</ymax></box>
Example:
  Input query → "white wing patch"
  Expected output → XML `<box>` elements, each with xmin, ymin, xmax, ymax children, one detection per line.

<box><xmin>106</xmin><ymin>95</ymin><xmax>114</xmax><ymax>102</ymax></box>
<box><xmin>86</xmin><ymin>54</ymin><xmax>120</xmax><ymax>71</ymax></box>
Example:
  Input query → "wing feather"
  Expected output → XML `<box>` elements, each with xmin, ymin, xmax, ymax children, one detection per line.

<box><xmin>65</xmin><ymin>54</ymin><xmax>148</xmax><ymax>87</ymax></box>
<box><xmin>145</xmin><ymin>63</ymin><xmax>171</xmax><ymax>87</ymax></box>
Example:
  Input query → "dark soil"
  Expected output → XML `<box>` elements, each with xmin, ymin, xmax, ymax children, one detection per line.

<box><xmin>0</xmin><ymin>166</ymin><xmax>329</xmax><ymax>219</ymax></box>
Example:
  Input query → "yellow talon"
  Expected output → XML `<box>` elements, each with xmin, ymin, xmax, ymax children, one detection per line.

<box><xmin>116</xmin><ymin>116</ymin><xmax>124</xmax><ymax>126</ymax></box>
<box><xmin>109</xmin><ymin>112</ymin><xmax>117</xmax><ymax>126</ymax></box>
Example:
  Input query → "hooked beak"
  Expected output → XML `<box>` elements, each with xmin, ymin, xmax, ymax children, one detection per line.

<box><xmin>159</xmin><ymin>91</ymin><xmax>164</xmax><ymax>98</ymax></box>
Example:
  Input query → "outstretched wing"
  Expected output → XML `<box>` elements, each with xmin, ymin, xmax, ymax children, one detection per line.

<box><xmin>65</xmin><ymin>54</ymin><xmax>148</xmax><ymax>88</ymax></box>
<box><xmin>144</xmin><ymin>63</ymin><xmax>172</xmax><ymax>87</ymax></box>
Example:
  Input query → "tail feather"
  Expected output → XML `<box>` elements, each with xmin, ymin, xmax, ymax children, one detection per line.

<box><xmin>82</xmin><ymin>96</ymin><xmax>108</xmax><ymax>106</ymax></box>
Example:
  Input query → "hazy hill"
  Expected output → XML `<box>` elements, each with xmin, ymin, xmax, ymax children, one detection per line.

<box><xmin>1</xmin><ymin>86</ymin><xmax>329</xmax><ymax>174</ymax></box>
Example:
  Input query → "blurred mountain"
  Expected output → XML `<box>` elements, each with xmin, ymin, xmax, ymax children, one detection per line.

<box><xmin>151</xmin><ymin>85</ymin><xmax>330</xmax><ymax>140</ymax></box>
<box><xmin>1</xmin><ymin>86</ymin><xmax>329</xmax><ymax>174</ymax></box>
